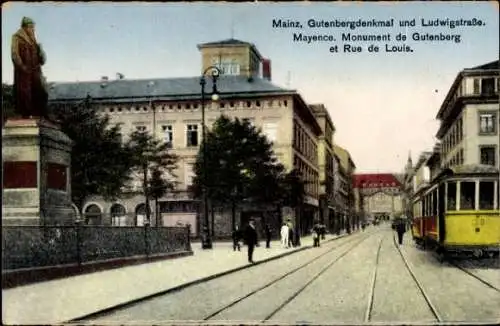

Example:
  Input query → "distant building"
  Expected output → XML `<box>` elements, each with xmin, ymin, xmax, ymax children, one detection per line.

<box><xmin>333</xmin><ymin>144</ymin><xmax>357</xmax><ymax>230</ymax></box>
<box><xmin>353</xmin><ymin>173</ymin><xmax>403</xmax><ymax>221</ymax></box>
<box><xmin>310</xmin><ymin>104</ymin><xmax>336</xmax><ymax>231</ymax></box>
<box><xmin>48</xmin><ymin>39</ymin><xmax>322</xmax><ymax>236</ymax></box>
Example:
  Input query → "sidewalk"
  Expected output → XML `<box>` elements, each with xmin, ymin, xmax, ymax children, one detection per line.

<box><xmin>2</xmin><ymin>232</ymin><xmax>347</xmax><ymax>325</ymax></box>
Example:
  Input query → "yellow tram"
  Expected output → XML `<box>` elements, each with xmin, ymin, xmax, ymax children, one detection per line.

<box><xmin>411</xmin><ymin>165</ymin><xmax>500</xmax><ymax>258</ymax></box>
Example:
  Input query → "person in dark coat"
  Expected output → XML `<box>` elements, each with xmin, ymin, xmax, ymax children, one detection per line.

<box><xmin>264</xmin><ymin>224</ymin><xmax>272</xmax><ymax>249</ymax></box>
<box><xmin>244</xmin><ymin>219</ymin><xmax>258</xmax><ymax>263</ymax></box>
<box><xmin>396</xmin><ymin>219</ymin><xmax>406</xmax><ymax>245</ymax></box>
<box><xmin>232</xmin><ymin>225</ymin><xmax>241</xmax><ymax>251</ymax></box>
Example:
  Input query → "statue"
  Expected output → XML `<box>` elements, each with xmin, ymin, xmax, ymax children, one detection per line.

<box><xmin>11</xmin><ymin>17</ymin><xmax>49</xmax><ymax>119</ymax></box>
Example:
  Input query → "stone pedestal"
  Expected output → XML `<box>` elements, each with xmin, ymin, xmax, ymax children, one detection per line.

<box><xmin>2</xmin><ymin>119</ymin><xmax>74</xmax><ymax>226</ymax></box>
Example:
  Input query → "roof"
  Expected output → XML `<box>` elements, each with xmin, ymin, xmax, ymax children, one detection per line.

<box><xmin>48</xmin><ymin>75</ymin><xmax>290</xmax><ymax>102</ymax></box>
<box><xmin>353</xmin><ymin>173</ymin><xmax>402</xmax><ymax>189</ymax></box>
<box><xmin>468</xmin><ymin>60</ymin><xmax>499</xmax><ymax>71</ymax></box>
<box><xmin>436</xmin><ymin>60</ymin><xmax>500</xmax><ymax>120</ymax></box>
<box><xmin>310</xmin><ymin>103</ymin><xmax>336</xmax><ymax>132</ymax></box>
<box><xmin>333</xmin><ymin>144</ymin><xmax>356</xmax><ymax>171</ymax></box>
<box><xmin>197</xmin><ymin>38</ymin><xmax>263</xmax><ymax>60</ymax></box>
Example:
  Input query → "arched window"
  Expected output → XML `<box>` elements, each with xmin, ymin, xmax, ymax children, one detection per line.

<box><xmin>84</xmin><ymin>204</ymin><xmax>102</xmax><ymax>225</ymax></box>
<box><xmin>110</xmin><ymin>203</ymin><xmax>127</xmax><ymax>226</ymax></box>
<box><xmin>135</xmin><ymin>203</ymin><xmax>147</xmax><ymax>226</ymax></box>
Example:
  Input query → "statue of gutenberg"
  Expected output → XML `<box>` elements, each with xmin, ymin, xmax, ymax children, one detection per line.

<box><xmin>11</xmin><ymin>17</ymin><xmax>49</xmax><ymax>119</ymax></box>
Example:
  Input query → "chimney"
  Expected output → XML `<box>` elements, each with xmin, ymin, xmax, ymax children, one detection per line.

<box><xmin>262</xmin><ymin>59</ymin><xmax>271</xmax><ymax>81</ymax></box>
<box><xmin>101</xmin><ymin>76</ymin><xmax>109</xmax><ymax>81</ymax></box>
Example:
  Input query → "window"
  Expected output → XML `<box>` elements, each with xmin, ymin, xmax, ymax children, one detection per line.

<box><xmin>478</xmin><ymin>112</ymin><xmax>496</xmax><ymax>134</ymax></box>
<box><xmin>186</xmin><ymin>124</ymin><xmax>198</xmax><ymax>147</ymax></box>
<box><xmin>480</xmin><ymin>146</ymin><xmax>496</xmax><ymax>166</ymax></box>
<box><xmin>479</xmin><ymin>182</ymin><xmax>494</xmax><ymax>210</ymax></box>
<box><xmin>162</xmin><ymin>125</ymin><xmax>173</xmax><ymax>148</ymax></box>
<box><xmin>263</xmin><ymin>122</ymin><xmax>278</xmax><ymax>143</ymax></box>
<box><xmin>460</xmin><ymin>181</ymin><xmax>475</xmax><ymax>210</ymax></box>
<box><xmin>447</xmin><ymin>181</ymin><xmax>457</xmax><ymax>211</ymax></box>
<box><xmin>473</xmin><ymin>78</ymin><xmax>480</xmax><ymax>94</ymax></box>
<box><xmin>213</xmin><ymin>59</ymin><xmax>240</xmax><ymax>76</ymax></box>
<box><xmin>481</xmin><ymin>78</ymin><xmax>495</xmax><ymax>95</ymax></box>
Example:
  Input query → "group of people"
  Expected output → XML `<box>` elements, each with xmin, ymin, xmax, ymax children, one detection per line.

<box><xmin>232</xmin><ymin>219</ymin><xmax>273</xmax><ymax>264</ymax></box>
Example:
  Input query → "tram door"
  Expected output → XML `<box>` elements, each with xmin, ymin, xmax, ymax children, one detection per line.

<box><xmin>438</xmin><ymin>183</ymin><xmax>446</xmax><ymax>243</ymax></box>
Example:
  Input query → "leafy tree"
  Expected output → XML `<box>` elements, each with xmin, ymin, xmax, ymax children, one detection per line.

<box><xmin>50</xmin><ymin>96</ymin><xmax>135</xmax><ymax>213</ymax></box>
<box><xmin>191</xmin><ymin>115</ymin><xmax>285</xmax><ymax>231</ymax></box>
<box><xmin>126</xmin><ymin>130</ymin><xmax>178</xmax><ymax>225</ymax></box>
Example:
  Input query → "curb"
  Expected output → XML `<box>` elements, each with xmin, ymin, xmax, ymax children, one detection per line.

<box><xmin>69</xmin><ymin>233</ymin><xmax>350</xmax><ymax>323</ymax></box>
<box><xmin>2</xmin><ymin>250</ymin><xmax>193</xmax><ymax>290</ymax></box>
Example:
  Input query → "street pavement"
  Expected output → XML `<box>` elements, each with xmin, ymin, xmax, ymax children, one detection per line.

<box><xmin>81</xmin><ymin>225</ymin><xmax>500</xmax><ymax>325</ymax></box>
<box><xmin>2</xmin><ymin>232</ymin><xmax>345</xmax><ymax>325</ymax></box>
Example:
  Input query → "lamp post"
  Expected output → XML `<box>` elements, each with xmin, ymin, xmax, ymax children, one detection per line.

<box><xmin>200</xmin><ymin>66</ymin><xmax>221</xmax><ymax>249</ymax></box>
<box><xmin>147</xmin><ymin>81</ymin><xmax>159</xmax><ymax>227</ymax></box>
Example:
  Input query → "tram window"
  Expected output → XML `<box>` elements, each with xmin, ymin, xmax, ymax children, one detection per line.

<box><xmin>479</xmin><ymin>182</ymin><xmax>494</xmax><ymax>210</ymax></box>
<box><xmin>447</xmin><ymin>182</ymin><xmax>457</xmax><ymax>211</ymax></box>
<box><xmin>460</xmin><ymin>181</ymin><xmax>476</xmax><ymax>210</ymax></box>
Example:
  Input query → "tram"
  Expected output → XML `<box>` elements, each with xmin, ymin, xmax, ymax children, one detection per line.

<box><xmin>411</xmin><ymin>165</ymin><xmax>500</xmax><ymax>258</ymax></box>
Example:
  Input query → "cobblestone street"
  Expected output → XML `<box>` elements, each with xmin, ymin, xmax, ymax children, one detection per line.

<box><xmin>82</xmin><ymin>225</ymin><xmax>500</xmax><ymax>324</ymax></box>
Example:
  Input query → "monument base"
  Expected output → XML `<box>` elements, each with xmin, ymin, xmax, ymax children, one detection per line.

<box><xmin>2</xmin><ymin>118</ymin><xmax>74</xmax><ymax>226</ymax></box>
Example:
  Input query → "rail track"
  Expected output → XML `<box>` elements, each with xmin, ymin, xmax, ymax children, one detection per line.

<box><xmin>203</xmin><ymin>231</ymin><xmax>377</xmax><ymax>322</ymax></box>
<box><xmin>74</xmin><ymin>230</ymin><xmax>379</xmax><ymax>323</ymax></box>
<box><xmin>448</xmin><ymin>259</ymin><xmax>500</xmax><ymax>293</ymax></box>
<box><xmin>364</xmin><ymin>237</ymin><xmax>384</xmax><ymax>322</ymax></box>
<box><xmin>393</xmin><ymin>234</ymin><xmax>443</xmax><ymax>323</ymax></box>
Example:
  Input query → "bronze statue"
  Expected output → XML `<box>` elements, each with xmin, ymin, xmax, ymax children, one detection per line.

<box><xmin>11</xmin><ymin>17</ymin><xmax>49</xmax><ymax>119</ymax></box>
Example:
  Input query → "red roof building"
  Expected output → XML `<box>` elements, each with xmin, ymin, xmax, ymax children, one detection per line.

<box><xmin>353</xmin><ymin>173</ymin><xmax>402</xmax><ymax>190</ymax></box>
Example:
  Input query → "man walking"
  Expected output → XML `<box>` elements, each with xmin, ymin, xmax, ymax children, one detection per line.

<box><xmin>396</xmin><ymin>218</ymin><xmax>407</xmax><ymax>245</ymax></box>
<box><xmin>244</xmin><ymin>219</ymin><xmax>258</xmax><ymax>263</ymax></box>
<box><xmin>264</xmin><ymin>224</ymin><xmax>272</xmax><ymax>249</ymax></box>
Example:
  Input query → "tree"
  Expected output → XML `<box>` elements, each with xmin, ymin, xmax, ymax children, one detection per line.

<box><xmin>191</xmin><ymin>115</ymin><xmax>285</xmax><ymax>231</ymax></box>
<box><xmin>126</xmin><ymin>130</ymin><xmax>178</xmax><ymax>225</ymax></box>
<box><xmin>50</xmin><ymin>97</ymin><xmax>135</xmax><ymax>213</ymax></box>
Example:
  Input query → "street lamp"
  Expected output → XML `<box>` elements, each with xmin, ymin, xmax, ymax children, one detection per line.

<box><xmin>200</xmin><ymin>66</ymin><xmax>221</xmax><ymax>250</ymax></box>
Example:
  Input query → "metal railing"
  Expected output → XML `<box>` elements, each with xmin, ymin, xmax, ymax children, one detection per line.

<box><xmin>2</xmin><ymin>225</ymin><xmax>191</xmax><ymax>270</ymax></box>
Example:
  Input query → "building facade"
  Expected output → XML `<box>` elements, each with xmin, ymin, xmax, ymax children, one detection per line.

<box><xmin>48</xmin><ymin>39</ymin><xmax>322</xmax><ymax>236</ymax></box>
<box><xmin>353</xmin><ymin>174</ymin><xmax>403</xmax><ymax>222</ymax></box>
<box><xmin>333</xmin><ymin>144</ymin><xmax>357</xmax><ymax>230</ymax></box>
<box><xmin>310</xmin><ymin>104</ymin><xmax>336</xmax><ymax>230</ymax></box>
<box><xmin>435</xmin><ymin>60</ymin><xmax>499</xmax><ymax>170</ymax></box>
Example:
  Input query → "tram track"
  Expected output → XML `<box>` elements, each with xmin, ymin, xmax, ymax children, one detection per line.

<box><xmin>393</xmin><ymin>234</ymin><xmax>443</xmax><ymax>323</ymax></box>
<box><xmin>364</xmin><ymin>237</ymin><xmax>384</xmax><ymax>322</ymax></box>
<box><xmin>448</xmin><ymin>260</ymin><xmax>500</xmax><ymax>293</ymax></box>
<box><xmin>203</xmin><ymin>231</ymin><xmax>378</xmax><ymax>322</ymax></box>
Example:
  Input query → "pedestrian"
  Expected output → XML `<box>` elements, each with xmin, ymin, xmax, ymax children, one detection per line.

<box><xmin>396</xmin><ymin>218</ymin><xmax>406</xmax><ymax>245</ymax></box>
<box><xmin>264</xmin><ymin>224</ymin><xmax>272</xmax><ymax>249</ymax></box>
<box><xmin>287</xmin><ymin>220</ymin><xmax>294</xmax><ymax>247</ymax></box>
<box><xmin>244</xmin><ymin>219</ymin><xmax>258</xmax><ymax>263</ymax></box>
<box><xmin>312</xmin><ymin>222</ymin><xmax>321</xmax><ymax>247</ymax></box>
<box><xmin>280</xmin><ymin>222</ymin><xmax>289</xmax><ymax>248</ymax></box>
<box><xmin>232</xmin><ymin>225</ymin><xmax>241</xmax><ymax>251</ymax></box>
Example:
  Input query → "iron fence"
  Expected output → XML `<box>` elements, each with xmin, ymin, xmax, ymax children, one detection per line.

<box><xmin>2</xmin><ymin>225</ymin><xmax>191</xmax><ymax>270</ymax></box>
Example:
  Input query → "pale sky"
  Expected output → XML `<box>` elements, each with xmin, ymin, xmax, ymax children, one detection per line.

<box><xmin>2</xmin><ymin>1</ymin><xmax>498</xmax><ymax>173</ymax></box>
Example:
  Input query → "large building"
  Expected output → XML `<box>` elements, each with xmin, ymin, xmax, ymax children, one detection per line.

<box><xmin>48</xmin><ymin>39</ymin><xmax>326</xmax><ymax>236</ymax></box>
<box><xmin>310</xmin><ymin>104</ymin><xmax>336</xmax><ymax>230</ymax></box>
<box><xmin>353</xmin><ymin>173</ymin><xmax>403</xmax><ymax>222</ymax></box>
<box><xmin>333</xmin><ymin>144</ymin><xmax>357</xmax><ymax>230</ymax></box>
<box><xmin>405</xmin><ymin>60</ymin><xmax>499</xmax><ymax>217</ymax></box>
<box><xmin>436</xmin><ymin>60</ymin><xmax>499</xmax><ymax>170</ymax></box>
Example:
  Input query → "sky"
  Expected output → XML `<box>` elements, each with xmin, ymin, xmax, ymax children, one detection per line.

<box><xmin>2</xmin><ymin>1</ymin><xmax>499</xmax><ymax>173</ymax></box>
